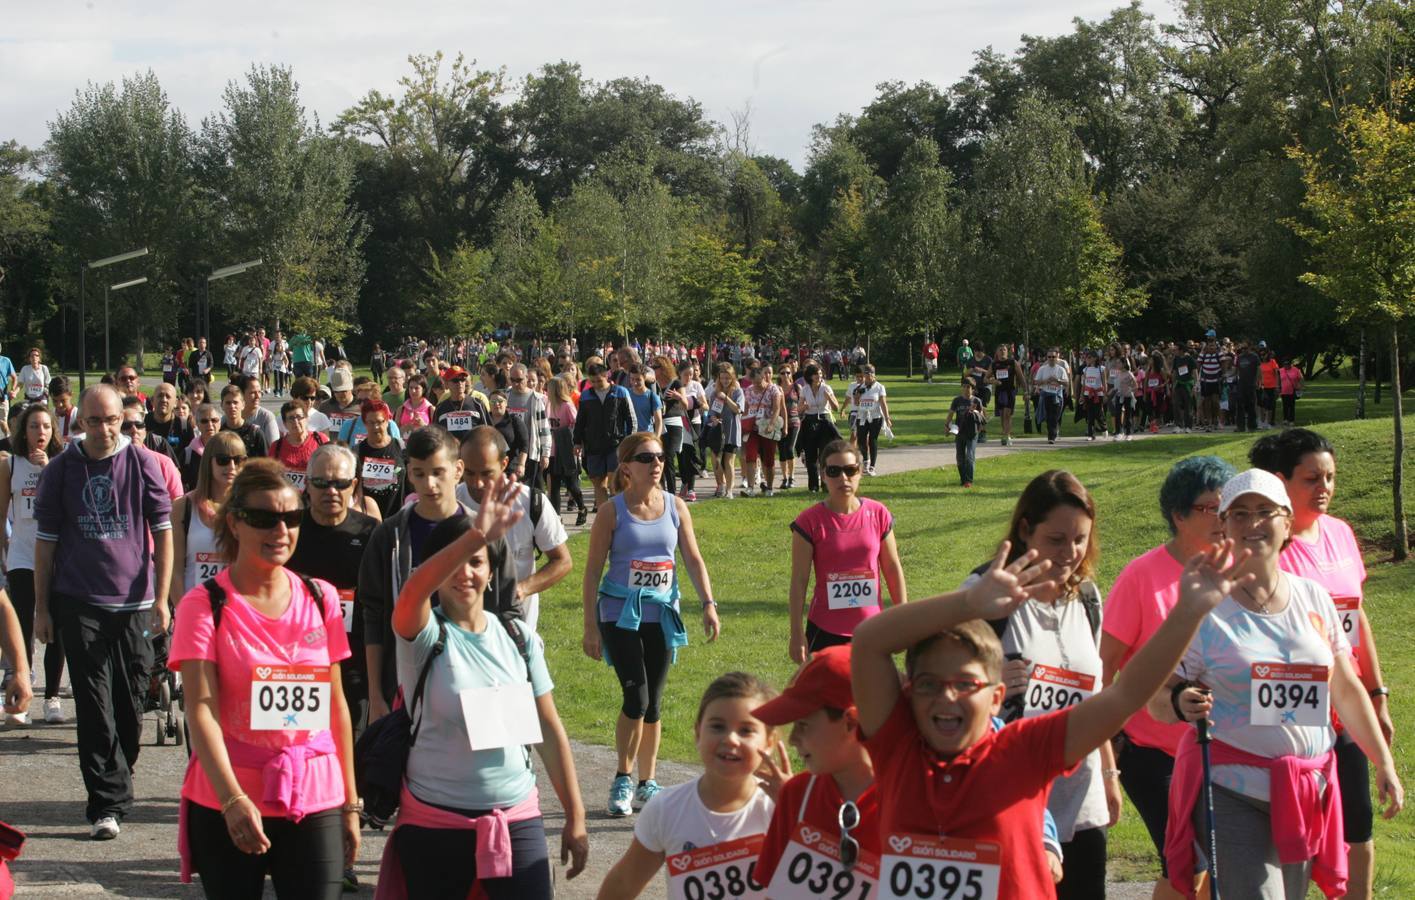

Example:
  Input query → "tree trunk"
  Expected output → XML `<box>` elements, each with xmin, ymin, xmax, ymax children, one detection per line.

<box><xmin>1393</xmin><ymin>326</ymin><xmax>1408</xmax><ymax>561</ymax></box>
<box><xmin>908</xmin><ymin>332</ymin><xmax>915</xmax><ymax>380</ymax></box>
<box><xmin>1358</xmin><ymin>328</ymin><xmax>1367</xmax><ymax>419</ymax></box>
<box><xmin>1022</xmin><ymin>319</ymin><xmax>1033</xmax><ymax>434</ymax></box>
<box><xmin>135</xmin><ymin>329</ymin><xmax>146</xmax><ymax>374</ymax></box>
<box><xmin>1375</xmin><ymin>344</ymin><xmax>1383</xmax><ymax>405</ymax></box>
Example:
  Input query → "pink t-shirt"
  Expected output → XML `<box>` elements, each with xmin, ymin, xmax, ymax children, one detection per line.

<box><xmin>549</xmin><ymin>400</ymin><xmax>577</xmax><ymax>430</ymax></box>
<box><xmin>1280</xmin><ymin>514</ymin><xmax>1366</xmax><ymax>674</ymax></box>
<box><xmin>791</xmin><ymin>497</ymin><xmax>893</xmax><ymax>636</ymax></box>
<box><xmin>1102</xmin><ymin>544</ymin><xmax>1191</xmax><ymax>754</ymax></box>
<box><xmin>169</xmin><ymin>569</ymin><xmax>351</xmax><ymax>815</ymax></box>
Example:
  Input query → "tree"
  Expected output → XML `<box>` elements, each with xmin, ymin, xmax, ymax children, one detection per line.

<box><xmin>423</xmin><ymin>242</ymin><xmax>494</xmax><ymax>337</ymax></box>
<box><xmin>45</xmin><ymin>71</ymin><xmax>199</xmax><ymax>367</ymax></box>
<box><xmin>198</xmin><ymin>65</ymin><xmax>366</xmax><ymax>340</ymax></box>
<box><xmin>668</xmin><ymin>231</ymin><xmax>764</xmax><ymax>341</ymax></box>
<box><xmin>487</xmin><ymin>182</ymin><xmax>562</xmax><ymax>334</ymax></box>
<box><xmin>1291</xmin><ymin>78</ymin><xmax>1415</xmax><ymax>559</ymax></box>
<box><xmin>0</xmin><ymin>143</ymin><xmax>54</xmax><ymax>351</ymax></box>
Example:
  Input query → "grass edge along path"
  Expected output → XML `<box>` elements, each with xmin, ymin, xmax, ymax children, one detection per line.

<box><xmin>536</xmin><ymin>415</ymin><xmax>1415</xmax><ymax>893</ymax></box>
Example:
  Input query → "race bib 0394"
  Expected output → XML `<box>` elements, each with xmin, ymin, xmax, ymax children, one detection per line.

<box><xmin>1249</xmin><ymin>662</ymin><xmax>1329</xmax><ymax>727</ymax></box>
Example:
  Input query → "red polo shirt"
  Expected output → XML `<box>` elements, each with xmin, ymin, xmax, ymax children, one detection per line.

<box><xmin>756</xmin><ymin>772</ymin><xmax>881</xmax><ymax>887</ymax></box>
<box><xmin>864</xmin><ymin>696</ymin><xmax>1073</xmax><ymax>899</ymax></box>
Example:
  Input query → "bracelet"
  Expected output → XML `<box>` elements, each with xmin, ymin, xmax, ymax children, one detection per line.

<box><xmin>342</xmin><ymin>798</ymin><xmax>364</xmax><ymax>814</ymax></box>
<box><xmin>221</xmin><ymin>793</ymin><xmax>248</xmax><ymax>814</ymax></box>
<box><xmin>1102</xmin><ymin>768</ymin><xmax>1121</xmax><ymax>780</ymax></box>
<box><xmin>701</xmin><ymin>599</ymin><xmax>718</xmax><ymax>608</ymax></box>
<box><xmin>1369</xmin><ymin>686</ymin><xmax>1390</xmax><ymax>699</ymax></box>
<box><xmin>1170</xmin><ymin>680</ymin><xmax>1193</xmax><ymax>723</ymax></box>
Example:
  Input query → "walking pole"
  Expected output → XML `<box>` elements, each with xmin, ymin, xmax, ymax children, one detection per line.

<box><xmin>1196</xmin><ymin>716</ymin><xmax>1220</xmax><ymax>900</ymax></box>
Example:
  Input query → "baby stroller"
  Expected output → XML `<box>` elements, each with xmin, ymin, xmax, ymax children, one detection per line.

<box><xmin>143</xmin><ymin>627</ymin><xmax>184</xmax><ymax>747</ymax></box>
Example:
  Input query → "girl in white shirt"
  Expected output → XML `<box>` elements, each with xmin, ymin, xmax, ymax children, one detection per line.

<box><xmin>596</xmin><ymin>672</ymin><xmax>786</xmax><ymax>899</ymax></box>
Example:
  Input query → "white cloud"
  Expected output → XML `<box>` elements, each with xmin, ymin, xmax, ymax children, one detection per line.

<box><xmin>1</xmin><ymin>0</ymin><xmax>1169</xmax><ymax>167</ymax></box>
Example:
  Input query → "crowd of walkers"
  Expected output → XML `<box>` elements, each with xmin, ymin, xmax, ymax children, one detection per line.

<box><xmin>0</xmin><ymin>327</ymin><xmax>1404</xmax><ymax>900</ymax></box>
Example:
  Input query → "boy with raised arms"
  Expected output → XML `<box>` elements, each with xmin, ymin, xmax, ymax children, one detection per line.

<box><xmin>852</xmin><ymin>541</ymin><xmax>1253</xmax><ymax>899</ymax></box>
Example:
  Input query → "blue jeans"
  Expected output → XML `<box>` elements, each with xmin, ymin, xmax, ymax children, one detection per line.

<box><xmin>955</xmin><ymin>434</ymin><xmax>977</xmax><ymax>484</ymax></box>
<box><xmin>1041</xmin><ymin>392</ymin><xmax>1063</xmax><ymax>441</ymax></box>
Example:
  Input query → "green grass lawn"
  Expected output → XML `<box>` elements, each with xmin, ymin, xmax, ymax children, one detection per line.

<box><xmin>536</xmin><ymin>413</ymin><xmax>1415</xmax><ymax>893</ymax></box>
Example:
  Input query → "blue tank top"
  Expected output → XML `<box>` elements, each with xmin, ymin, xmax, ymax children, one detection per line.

<box><xmin>599</xmin><ymin>491</ymin><xmax>681</xmax><ymax>624</ymax></box>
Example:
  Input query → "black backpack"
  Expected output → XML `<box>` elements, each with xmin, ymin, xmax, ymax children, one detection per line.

<box><xmin>201</xmin><ymin>573</ymin><xmax>326</xmax><ymax>630</ymax></box>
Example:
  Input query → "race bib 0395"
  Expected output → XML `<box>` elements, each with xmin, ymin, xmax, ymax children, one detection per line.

<box><xmin>879</xmin><ymin>834</ymin><xmax>1000</xmax><ymax>900</ymax></box>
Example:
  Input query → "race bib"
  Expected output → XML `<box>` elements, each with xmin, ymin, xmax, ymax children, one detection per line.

<box><xmin>1023</xmin><ymin>664</ymin><xmax>1095</xmax><ymax>718</ymax></box>
<box><xmin>663</xmin><ymin>416</ymin><xmax>684</xmax><ymax>429</ymax></box>
<box><xmin>996</xmin><ymin>370</ymin><xmax>1009</xmax><ymax>381</ymax></box>
<box><xmin>711</xmin><ymin>398</ymin><xmax>725</xmax><ymax>416</ymax></box>
<box><xmin>1250</xmin><ymin>662</ymin><xmax>1329</xmax><ymax>726</ymax></box>
<box><xmin>1334</xmin><ymin>597</ymin><xmax>1361</xmax><ymax>648</ymax></box>
<box><xmin>329</xmin><ymin>412</ymin><xmax>357</xmax><ymax>426</ymax></box>
<box><xmin>338</xmin><ymin>588</ymin><xmax>355</xmax><ymax>634</ymax></box>
<box><xmin>1147</xmin><ymin>378</ymin><xmax>1161</xmax><ymax>388</ymax></box>
<box><xmin>630</xmin><ymin>559</ymin><xmax>674</xmax><ymax>591</ymax></box>
<box><xmin>880</xmin><ymin>834</ymin><xmax>1000</xmax><ymax>900</ymax></box>
<box><xmin>249</xmin><ymin>665</ymin><xmax>331</xmax><ymax>731</ymax></box>
<box><xmin>18</xmin><ymin>475</ymin><xmax>39</xmax><ymax>518</ymax></box>
<box><xmin>666</xmin><ymin>834</ymin><xmax>765</xmax><ymax>900</ymax></box>
<box><xmin>766</xmin><ymin>824</ymin><xmax>879</xmax><ymax>900</ymax></box>
<box><xmin>458</xmin><ymin>681</ymin><xmax>544</xmax><ymax>750</ymax></box>
<box><xmin>443</xmin><ymin>411</ymin><xmax>477</xmax><ymax>431</ymax></box>
<box><xmin>1084</xmin><ymin>373</ymin><xmax>1102</xmax><ymax>390</ymax></box>
<box><xmin>508</xmin><ymin>406</ymin><xmax>528</xmax><ymax>416</ymax></box>
<box><xmin>1177</xmin><ymin>366</ymin><xmax>1189</xmax><ymax>376</ymax></box>
<box><xmin>361</xmin><ymin>458</ymin><xmax>398</xmax><ymax>488</ymax></box>
<box><xmin>827</xmin><ymin>570</ymin><xmax>878</xmax><ymax>610</ymax></box>
<box><xmin>162</xmin><ymin>364</ymin><xmax>173</xmax><ymax>373</ymax></box>
<box><xmin>194</xmin><ymin>551</ymin><xmax>226</xmax><ymax>582</ymax></box>
<box><xmin>858</xmin><ymin>398</ymin><xmax>878</xmax><ymax>412</ymax></box>
<box><xmin>285</xmin><ymin>469</ymin><xmax>307</xmax><ymax>491</ymax></box>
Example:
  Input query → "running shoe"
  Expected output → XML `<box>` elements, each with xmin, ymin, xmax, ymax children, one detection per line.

<box><xmin>90</xmin><ymin>816</ymin><xmax>120</xmax><ymax>840</ymax></box>
<box><xmin>44</xmin><ymin>698</ymin><xmax>65</xmax><ymax>724</ymax></box>
<box><xmin>608</xmin><ymin>775</ymin><xmax>634</xmax><ymax>817</ymax></box>
<box><xmin>742</xmin><ymin>487</ymin><xmax>755</xmax><ymax>498</ymax></box>
<box><xmin>342</xmin><ymin>868</ymin><xmax>359</xmax><ymax>892</ymax></box>
<box><xmin>574</xmin><ymin>508</ymin><xmax>588</xmax><ymax>527</ymax></box>
<box><xmin>634</xmin><ymin>779</ymin><xmax>663</xmax><ymax>808</ymax></box>
<box><xmin>684</xmin><ymin>490</ymin><xmax>698</xmax><ymax>502</ymax></box>
<box><xmin>6</xmin><ymin>711</ymin><xmax>27</xmax><ymax>727</ymax></box>
<box><xmin>763</xmin><ymin>488</ymin><xmax>775</xmax><ymax>497</ymax></box>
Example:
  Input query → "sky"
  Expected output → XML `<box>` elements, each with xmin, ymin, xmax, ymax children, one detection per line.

<box><xmin>1</xmin><ymin>0</ymin><xmax>1168</xmax><ymax>169</ymax></box>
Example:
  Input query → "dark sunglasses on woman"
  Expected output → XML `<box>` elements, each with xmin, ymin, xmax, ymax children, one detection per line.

<box><xmin>235</xmin><ymin>507</ymin><xmax>303</xmax><ymax>530</ymax></box>
<box><xmin>631</xmin><ymin>452</ymin><xmax>666</xmax><ymax>464</ymax></box>
<box><xmin>824</xmin><ymin>464</ymin><xmax>860</xmax><ymax>478</ymax></box>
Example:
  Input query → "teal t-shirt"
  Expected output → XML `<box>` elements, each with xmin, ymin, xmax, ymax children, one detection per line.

<box><xmin>291</xmin><ymin>334</ymin><xmax>314</xmax><ymax>365</ymax></box>
<box><xmin>396</xmin><ymin>610</ymin><xmax>553</xmax><ymax>810</ymax></box>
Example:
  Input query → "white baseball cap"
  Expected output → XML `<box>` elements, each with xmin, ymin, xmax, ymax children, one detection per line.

<box><xmin>1219</xmin><ymin>468</ymin><xmax>1291</xmax><ymax>515</ymax></box>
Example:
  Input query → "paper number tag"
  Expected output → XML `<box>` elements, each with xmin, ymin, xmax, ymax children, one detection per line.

<box><xmin>443</xmin><ymin>412</ymin><xmax>476</xmax><ymax>431</ymax></box>
<box><xmin>1334</xmin><ymin>597</ymin><xmax>1361</xmax><ymax>648</ymax></box>
<box><xmin>249</xmin><ymin>665</ymin><xmax>331</xmax><ymax>731</ymax></box>
<box><xmin>19</xmin><ymin>485</ymin><xmax>37</xmax><ymax>518</ymax></box>
<box><xmin>285</xmin><ymin>470</ymin><xmax>307</xmax><ymax>491</ymax></box>
<box><xmin>629</xmin><ymin>559</ymin><xmax>674</xmax><ymax>591</ymax></box>
<box><xmin>458</xmin><ymin>682</ymin><xmax>544</xmax><ymax>751</ymax></box>
<box><xmin>666</xmin><ymin>834</ymin><xmax>765</xmax><ymax>900</ymax></box>
<box><xmin>1249</xmin><ymin>662</ymin><xmax>1329</xmax><ymax>726</ymax></box>
<box><xmin>766</xmin><ymin>824</ymin><xmax>879</xmax><ymax>900</ymax></box>
<box><xmin>827</xmin><ymin>570</ymin><xmax>878</xmax><ymax>610</ymax></box>
<box><xmin>361</xmin><ymin>459</ymin><xmax>398</xmax><ymax>488</ymax></box>
<box><xmin>194</xmin><ymin>551</ymin><xmax>226</xmax><ymax>582</ymax></box>
<box><xmin>879</xmin><ymin>834</ymin><xmax>1000</xmax><ymax>900</ymax></box>
<box><xmin>338</xmin><ymin>588</ymin><xmax>355</xmax><ymax>634</ymax></box>
<box><xmin>663</xmin><ymin>415</ymin><xmax>684</xmax><ymax>429</ymax></box>
<box><xmin>1024</xmin><ymin>664</ymin><xmax>1096</xmax><ymax>718</ymax></box>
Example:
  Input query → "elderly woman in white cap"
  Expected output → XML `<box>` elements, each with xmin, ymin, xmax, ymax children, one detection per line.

<box><xmin>1148</xmin><ymin>468</ymin><xmax>1402</xmax><ymax>900</ymax></box>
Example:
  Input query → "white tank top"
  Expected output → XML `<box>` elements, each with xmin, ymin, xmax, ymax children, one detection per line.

<box><xmin>184</xmin><ymin>501</ymin><xmax>226</xmax><ymax>588</ymax></box>
<box><xmin>6</xmin><ymin>456</ymin><xmax>42</xmax><ymax>571</ymax></box>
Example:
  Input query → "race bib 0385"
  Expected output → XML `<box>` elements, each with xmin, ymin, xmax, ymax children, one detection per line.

<box><xmin>249</xmin><ymin>665</ymin><xmax>331</xmax><ymax>732</ymax></box>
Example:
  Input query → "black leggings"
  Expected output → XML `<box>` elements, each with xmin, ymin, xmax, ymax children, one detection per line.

<box><xmin>1117</xmin><ymin>737</ymin><xmax>1174</xmax><ymax>875</ymax></box>
<box><xmin>187</xmin><ymin>803</ymin><xmax>343</xmax><ymax>900</ymax></box>
<box><xmin>395</xmin><ymin>815</ymin><xmax>551</xmax><ymax>899</ymax></box>
<box><xmin>599</xmin><ymin>620</ymin><xmax>670</xmax><ymax>723</ymax></box>
<box><xmin>1055</xmin><ymin>825</ymin><xmax>1107</xmax><ymax>900</ymax></box>
<box><xmin>806</xmin><ymin>621</ymin><xmax>850</xmax><ymax>652</ymax></box>
<box><xmin>7</xmin><ymin>568</ymin><xmax>66</xmax><ymax>698</ymax></box>
<box><xmin>858</xmin><ymin>418</ymin><xmax>883</xmax><ymax>467</ymax></box>
<box><xmin>549</xmin><ymin>471</ymin><xmax>586</xmax><ymax>513</ymax></box>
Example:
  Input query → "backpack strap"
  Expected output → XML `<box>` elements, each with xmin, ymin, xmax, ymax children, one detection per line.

<box><xmin>202</xmin><ymin>576</ymin><xmax>227</xmax><ymax>632</ymax></box>
<box><xmin>408</xmin><ymin>616</ymin><xmax>448</xmax><ymax>745</ymax></box>
<box><xmin>1078</xmin><ymin>581</ymin><xmax>1103</xmax><ymax>646</ymax></box>
<box><xmin>499</xmin><ymin>616</ymin><xmax>534</xmax><ymax>681</ymax></box>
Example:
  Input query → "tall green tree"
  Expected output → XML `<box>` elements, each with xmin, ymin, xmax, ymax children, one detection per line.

<box><xmin>487</xmin><ymin>182</ymin><xmax>562</xmax><ymax>335</ymax></box>
<box><xmin>1291</xmin><ymin>78</ymin><xmax>1415</xmax><ymax>558</ymax></box>
<box><xmin>668</xmin><ymin>231</ymin><xmax>764</xmax><ymax>341</ymax></box>
<box><xmin>0</xmin><ymin>143</ymin><xmax>54</xmax><ymax>350</ymax></box>
<box><xmin>198</xmin><ymin>65</ymin><xmax>366</xmax><ymax>339</ymax></box>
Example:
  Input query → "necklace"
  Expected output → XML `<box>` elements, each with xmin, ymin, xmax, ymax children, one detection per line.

<box><xmin>1240</xmin><ymin>581</ymin><xmax>1279</xmax><ymax>613</ymax></box>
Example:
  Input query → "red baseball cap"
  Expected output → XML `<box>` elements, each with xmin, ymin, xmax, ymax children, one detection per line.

<box><xmin>752</xmin><ymin>645</ymin><xmax>855</xmax><ymax>725</ymax></box>
<box><xmin>442</xmin><ymin>365</ymin><xmax>470</xmax><ymax>380</ymax></box>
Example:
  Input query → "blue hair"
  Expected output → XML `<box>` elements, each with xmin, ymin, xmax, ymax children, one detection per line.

<box><xmin>1159</xmin><ymin>456</ymin><xmax>1237</xmax><ymax>534</ymax></box>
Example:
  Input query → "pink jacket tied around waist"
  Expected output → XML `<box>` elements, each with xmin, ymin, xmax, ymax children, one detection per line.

<box><xmin>374</xmin><ymin>784</ymin><xmax>542</xmax><ymax>900</ymax></box>
<box><xmin>1165</xmin><ymin>735</ymin><xmax>1345</xmax><ymax>898</ymax></box>
<box><xmin>178</xmin><ymin>731</ymin><xmax>340</xmax><ymax>883</ymax></box>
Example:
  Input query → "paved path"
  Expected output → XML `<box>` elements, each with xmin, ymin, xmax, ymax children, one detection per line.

<box><xmin>3</xmin><ymin>379</ymin><xmax>1159</xmax><ymax>896</ymax></box>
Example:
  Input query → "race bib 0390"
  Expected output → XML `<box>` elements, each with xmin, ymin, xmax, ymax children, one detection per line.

<box><xmin>766</xmin><ymin>824</ymin><xmax>879</xmax><ymax>900</ymax></box>
<box><xmin>1023</xmin><ymin>664</ymin><xmax>1095</xmax><ymax>718</ymax></box>
<box><xmin>667</xmin><ymin>834</ymin><xmax>765</xmax><ymax>900</ymax></box>
<box><xmin>879</xmin><ymin>834</ymin><xmax>1000</xmax><ymax>900</ymax></box>
<box><xmin>826</xmin><ymin>570</ymin><xmax>878</xmax><ymax>610</ymax></box>
<box><xmin>249</xmin><ymin>665</ymin><xmax>331</xmax><ymax>731</ymax></box>
<box><xmin>629</xmin><ymin>559</ymin><xmax>674</xmax><ymax>591</ymax></box>
<box><xmin>1250</xmin><ymin>662</ymin><xmax>1329</xmax><ymax>727</ymax></box>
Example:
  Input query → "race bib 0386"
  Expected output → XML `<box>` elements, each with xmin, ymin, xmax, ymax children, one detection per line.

<box><xmin>667</xmin><ymin>834</ymin><xmax>765</xmax><ymax>900</ymax></box>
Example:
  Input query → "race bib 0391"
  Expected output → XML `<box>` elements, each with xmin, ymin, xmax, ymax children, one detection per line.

<box><xmin>766</xmin><ymin>824</ymin><xmax>879</xmax><ymax>900</ymax></box>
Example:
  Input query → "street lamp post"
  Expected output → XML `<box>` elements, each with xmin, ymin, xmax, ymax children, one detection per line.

<box><xmin>204</xmin><ymin>259</ymin><xmax>263</xmax><ymax>342</ymax></box>
<box><xmin>105</xmin><ymin>277</ymin><xmax>148</xmax><ymax>372</ymax></box>
<box><xmin>79</xmin><ymin>247</ymin><xmax>149</xmax><ymax>390</ymax></box>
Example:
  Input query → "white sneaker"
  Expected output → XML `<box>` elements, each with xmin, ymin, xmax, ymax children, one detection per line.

<box><xmin>6</xmin><ymin>711</ymin><xmax>28</xmax><ymax>727</ymax></box>
<box><xmin>763</xmin><ymin>488</ymin><xmax>775</xmax><ymax>497</ymax></box>
<box><xmin>90</xmin><ymin>816</ymin><xmax>120</xmax><ymax>841</ymax></box>
<box><xmin>44</xmin><ymin>697</ymin><xmax>66</xmax><ymax>724</ymax></box>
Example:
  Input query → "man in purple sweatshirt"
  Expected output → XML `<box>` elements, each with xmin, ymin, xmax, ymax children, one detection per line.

<box><xmin>32</xmin><ymin>384</ymin><xmax>173</xmax><ymax>841</ymax></box>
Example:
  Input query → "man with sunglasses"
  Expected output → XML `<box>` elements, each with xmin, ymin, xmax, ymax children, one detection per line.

<box><xmin>32</xmin><ymin>384</ymin><xmax>174</xmax><ymax>841</ymax></box>
<box><xmin>432</xmin><ymin>366</ymin><xmax>489</xmax><ymax>443</ymax></box>
<box><xmin>113</xmin><ymin>365</ymin><xmax>147</xmax><ymax>407</ymax></box>
<box><xmin>288</xmin><ymin>444</ymin><xmax>377</xmax><ymax>741</ymax></box>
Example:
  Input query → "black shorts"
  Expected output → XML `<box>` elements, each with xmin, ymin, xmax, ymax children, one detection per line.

<box><xmin>1336</xmin><ymin>731</ymin><xmax>1374</xmax><ymax>842</ymax></box>
<box><xmin>1116</xmin><ymin>735</ymin><xmax>1175</xmax><ymax>874</ymax></box>
<box><xmin>1261</xmin><ymin>388</ymin><xmax>1277</xmax><ymax>410</ymax></box>
<box><xmin>1200</xmin><ymin>380</ymin><xmax>1221</xmax><ymax>398</ymax></box>
<box><xmin>994</xmin><ymin>389</ymin><xmax>1015</xmax><ymax>411</ymax></box>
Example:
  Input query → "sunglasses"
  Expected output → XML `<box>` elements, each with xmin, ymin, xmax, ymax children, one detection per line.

<box><xmin>309</xmin><ymin>476</ymin><xmax>354</xmax><ymax>492</ymax></box>
<box><xmin>213</xmin><ymin>454</ymin><xmax>247</xmax><ymax>467</ymax></box>
<box><xmin>234</xmin><ymin>507</ymin><xmax>303</xmax><ymax>530</ymax></box>
<box><xmin>824</xmin><ymin>464</ymin><xmax>861</xmax><ymax>478</ymax></box>
<box><xmin>838</xmin><ymin>801</ymin><xmax>860</xmax><ymax>872</ymax></box>
<box><xmin>120</xmin><ymin>421</ymin><xmax>146</xmax><ymax>433</ymax></box>
<box><xmin>198</xmin><ymin>417</ymin><xmax>222</xmax><ymax>425</ymax></box>
<box><xmin>631</xmin><ymin>452</ymin><xmax>666</xmax><ymax>464</ymax></box>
